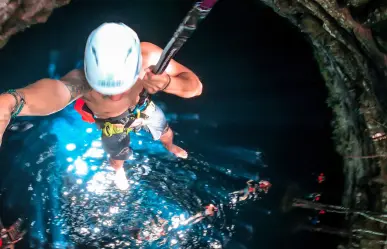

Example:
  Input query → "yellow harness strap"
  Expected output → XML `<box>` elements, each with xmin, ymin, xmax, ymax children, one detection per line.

<box><xmin>102</xmin><ymin>110</ymin><xmax>141</xmax><ymax>137</ymax></box>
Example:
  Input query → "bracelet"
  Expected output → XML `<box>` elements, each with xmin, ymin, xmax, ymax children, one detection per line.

<box><xmin>4</xmin><ymin>89</ymin><xmax>26</xmax><ymax>118</ymax></box>
<box><xmin>161</xmin><ymin>74</ymin><xmax>171</xmax><ymax>91</ymax></box>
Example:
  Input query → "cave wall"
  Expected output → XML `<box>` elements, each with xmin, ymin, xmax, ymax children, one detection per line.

<box><xmin>0</xmin><ymin>0</ymin><xmax>70</xmax><ymax>48</ymax></box>
<box><xmin>258</xmin><ymin>0</ymin><xmax>387</xmax><ymax>207</ymax></box>
<box><xmin>256</xmin><ymin>0</ymin><xmax>387</xmax><ymax>247</ymax></box>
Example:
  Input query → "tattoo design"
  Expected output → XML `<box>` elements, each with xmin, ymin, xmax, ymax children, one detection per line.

<box><xmin>64</xmin><ymin>80</ymin><xmax>92</xmax><ymax>102</ymax></box>
<box><xmin>62</xmin><ymin>71</ymin><xmax>92</xmax><ymax>102</ymax></box>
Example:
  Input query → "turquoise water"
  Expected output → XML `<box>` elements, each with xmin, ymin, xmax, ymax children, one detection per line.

<box><xmin>1</xmin><ymin>105</ymin><xmax>269</xmax><ymax>248</ymax></box>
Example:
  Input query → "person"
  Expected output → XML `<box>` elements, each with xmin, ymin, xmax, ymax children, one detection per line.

<box><xmin>130</xmin><ymin>217</ymin><xmax>168</xmax><ymax>242</ymax></box>
<box><xmin>0</xmin><ymin>218</ymin><xmax>25</xmax><ymax>249</ymax></box>
<box><xmin>181</xmin><ymin>204</ymin><xmax>218</xmax><ymax>225</ymax></box>
<box><xmin>230</xmin><ymin>179</ymin><xmax>272</xmax><ymax>202</ymax></box>
<box><xmin>0</xmin><ymin>23</ymin><xmax>202</xmax><ymax>190</ymax></box>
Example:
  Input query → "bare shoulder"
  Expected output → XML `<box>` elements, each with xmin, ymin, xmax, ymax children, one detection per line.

<box><xmin>140</xmin><ymin>42</ymin><xmax>162</xmax><ymax>53</ymax></box>
<box><xmin>140</xmin><ymin>42</ymin><xmax>163</xmax><ymax>65</ymax></box>
<box><xmin>60</xmin><ymin>69</ymin><xmax>92</xmax><ymax>102</ymax></box>
<box><xmin>140</xmin><ymin>42</ymin><xmax>194</xmax><ymax>76</ymax></box>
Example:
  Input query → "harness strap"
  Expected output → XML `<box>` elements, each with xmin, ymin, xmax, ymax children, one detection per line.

<box><xmin>74</xmin><ymin>98</ymin><xmax>96</xmax><ymax>123</ymax></box>
<box><xmin>102</xmin><ymin>110</ymin><xmax>143</xmax><ymax>137</ymax></box>
<box><xmin>74</xmin><ymin>92</ymin><xmax>151</xmax><ymax>137</ymax></box>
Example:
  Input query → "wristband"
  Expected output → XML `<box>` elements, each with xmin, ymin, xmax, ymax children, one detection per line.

<box><xmin>4</xmin><ymin>90</ymin><xmax>25</xmax><ymax>118</ymax></box>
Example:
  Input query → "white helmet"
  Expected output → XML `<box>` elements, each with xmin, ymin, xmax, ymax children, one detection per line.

<box><xmin>84</xmin><ymin>22</ymin><xmax>142</xmax><ymax>95</ymax></box>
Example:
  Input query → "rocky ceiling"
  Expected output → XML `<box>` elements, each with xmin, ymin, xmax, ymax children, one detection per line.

<box><xmin>0</xmin><ymin>0</ymin><xmax>70</xmax><ymax>48</ymax></box>
<box><xmin>1</xmin><ymin>0</ymin><xmax>387</xmax><ymax>247</ymax></box>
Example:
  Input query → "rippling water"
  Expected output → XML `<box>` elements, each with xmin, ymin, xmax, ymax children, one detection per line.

<box><xmin>0</xmin><ymin>103</ymin><xmax>268</xmax><ymax>249</ymax></box>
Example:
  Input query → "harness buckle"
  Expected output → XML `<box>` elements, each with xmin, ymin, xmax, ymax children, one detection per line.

<box><xmin>102</xmin><ymin>122</ymin><xmax>132</xmax><ymax>137</ymax></box>
<box><xmin>102</xmin><ymin>107</ymin><xmax>144</xmax><ymax>137</ymax></box>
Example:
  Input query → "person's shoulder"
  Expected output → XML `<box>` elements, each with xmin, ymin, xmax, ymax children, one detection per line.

<box><xmin>61</xmin><ymin>69</ymin><xmax>86</xmax><ymax>81</ymax></box>
<box><xmin>140</xmin><ymin>42</ymin><xmax>163</xmax><ymax>67</ymax></box>
<box><xmin>60</xmin><ymin>69</ymin><xmax>88</xmax><ymax>89</ymax></box>
<box><xmin>140</xmin><ymin>42</ymin><xmax>162</xmax><ymax>54</ymax></box>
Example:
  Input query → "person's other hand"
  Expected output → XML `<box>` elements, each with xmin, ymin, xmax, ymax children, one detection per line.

<box><xmin>0</xmin><ymin>94</ymin><xmax>15</xmax><ymax>146</ymax></box>
<box><xmin>142</xmin><ymin>66</ymin><xmax>171</xmax><ymax>94</ymax></box>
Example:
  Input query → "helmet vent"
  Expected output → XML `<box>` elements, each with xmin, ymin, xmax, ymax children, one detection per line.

<box><xmin>124</xmin><ymin>47</ymin><xmax>133</xmax><ymax>63</ymax></box>
<box><xmin>92</xmin><ymin>46</ymin><xmax>99</xmax><ymax>66</ymax></box>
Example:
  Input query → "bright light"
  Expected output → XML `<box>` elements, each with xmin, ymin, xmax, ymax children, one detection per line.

<box><xmin>66</xmin><ymin>143</ymin><xmax>76</xmax><ymax>151</ymax></box>
<box><xmin>76</xmin><ymin>179</ymin><xmax>83</xmax><ymax>184</ymax></box>
<box><xmin>91</xmin><ymin>166</ymin><xmax>98</xmax><ymax>171</ymax></box>
<box><xmin>74</xmin><ymin>158</ymin><xmax>88</xmax><ymax>176</ymax></box>
<box><xmin>109</xmin><ymin>206</ymin><xmax>119</xmax><ymax>214</ymax></box>
<box><xmin>80</xmin><ymin>227</ymin><xmax>89</xmax><ymax>234</ymax></box>
<box><xmin>86</xmin><ymin>128</ymin><xmax>93</xmax><ymax>133</ymax></box>
<box><xmin>67</xmin><ymin>165</ymin><xmax>74</xmax><ymax>172</ymax></box>
<box><xmin>138</xmin><ymin>140</ymin><xmax>142</xmax><ymax>145</ymax></box>
<box><xmin>66</xmin><ymin>157</ymin><xmax>73</xmax><ymax>162</ymax></box>
<box><xmin>171</xmin><ymin>238</ymin><xmax>178</xmax><ymax>245</ymax></box>
<box><xmin>83</xmin><ymin>148</ymin><xmax>104</xmax><ymax>159</ymax></box>
<box><xmin>91</xmin><ymin>141</ymin><xmax>102</xmax><ymax>147</ymax></box>
<box><xmin>171</xmin><ymin>216</ymin><xmax>180</xmax><ymax>229</ymax></box>
<box><xmin>87</xmin><ymin>172</ymin><xmax>110</xmax><ymax>195</ymax></box>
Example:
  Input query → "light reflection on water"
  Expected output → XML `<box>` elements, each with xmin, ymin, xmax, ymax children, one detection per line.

<box><xmin>58</xmin><ymin>148</ymin><xmax>227</xmax><ymax>248</ymax></box>
<box><xmin>6</xmin><ymin>108</ymin><xmax>268</xmax><ymax>249</ymax></box>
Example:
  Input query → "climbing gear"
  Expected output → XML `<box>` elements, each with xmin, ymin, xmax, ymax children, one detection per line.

<box><xmin>102</xmin><ymin>122</ymin><xmax>130</xmax><ymax>137</ymax></box>
<box><xmin>140</xmin><ymin>0</ymin><xmax>219</xmax><ymax>100</ymax></box>
<box><xmin>74</xmin><ymin>98</ymin><xmax>95</xmax><ymax>123</ymax></box>
<box><xmin>102</xmin><ymin>110</ymin><xmax>141</xmax><ymax>137</ymax></box>
<box><xmin>73</xmin><ymin>89</ymin><xmax>150</xmax><ymax>128</ymax></box>
<box><xmin>84</xmin><ymin>22</ymin><xmax>142</xmax><ymax>95</ymax></box>
<box><xmin>3</xmin><ymin>89</ymin><xmax>26</xmax><ymax>119</ymax></box>
<box><xmin>99</xmin><ymin>98</ymin><xmax>151</xmax><ymax>137</ymax></box>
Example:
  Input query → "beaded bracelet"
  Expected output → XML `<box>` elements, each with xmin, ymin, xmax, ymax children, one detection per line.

<box><xmin>4</xmin><ymin>89</ymin><xmax>26</xmax><ymax>118</ymax></box>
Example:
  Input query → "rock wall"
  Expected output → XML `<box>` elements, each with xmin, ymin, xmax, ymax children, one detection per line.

<box><xmin>259</xmin><ymin>0</ymin><xmax>387</xmax><ymax>206</ymax></box>
<box><xmin>0</xmin><ymin>0</ymin><xmax>70</xmax><ymax>48</ymax></box>
<box><xmin>257</xmin><ymin>0</ymin><xmax>387</xmax><ymax>247</ymax></box>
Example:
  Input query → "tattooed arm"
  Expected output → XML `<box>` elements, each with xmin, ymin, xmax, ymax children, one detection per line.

<box><xmin>15</xmin><ymin>69</ymin><xmax>91</xmax><ymax>116</ymax></box>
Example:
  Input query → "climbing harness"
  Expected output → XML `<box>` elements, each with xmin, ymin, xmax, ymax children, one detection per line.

<box><xmin>74</xmin><ymin>94</ymin><xmax>150</xmax><ymax>137</ymax></box>
<box><xmin>100</xmin><ymin>97</ymin><xmax>151</xmax><ymax>137</ymax></box>
<box><xmin>74</xmin><ymin>98</ymin><xmax>95</xmax><ymax>123</ymax></box>
<box><xmin>101</xmin><ymin>109</ymin><xmax>141</xmax><ymax>137</ymax></box>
